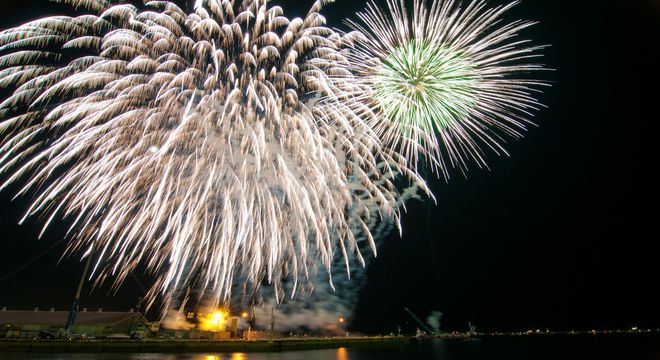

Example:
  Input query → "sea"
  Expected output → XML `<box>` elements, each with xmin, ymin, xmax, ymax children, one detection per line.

<box><xmin>1</xmin><ymin>334</ymin><xmax>659</xmax><ymax>360</ymax></box>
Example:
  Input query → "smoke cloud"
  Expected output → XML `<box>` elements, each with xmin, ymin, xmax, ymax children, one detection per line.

<box><xmin>161</xmin><ymin>309</ymin><xmax>195</xmax><ymax>330</ymax></box>
<box><xmin>426</xmin><ymin>311</ymin><xmax>443</xmax><ymax>334</ymax></box>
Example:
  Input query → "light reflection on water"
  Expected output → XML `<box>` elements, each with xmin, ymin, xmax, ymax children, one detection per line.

<box><xmin>135</xmin><ymin>348</ymin><xmax>342</xmax><ymax>360</ymax></box>
<box><xmin>203</xmin><ymin>354</ymin><xmax>247</xmax><ymax>360</ymax></box>
<box><xmin>3</xmin><ymin>335</ymin><xmax>660</xmax><ymax>360</ymax></box>
<box><xmin>203</xmin><ymin>354</ymin><xmax>248</xmax><ymax>360</ymax></box>
<box><xmin>336</xmin><ymin>347</ymin><xmax>348</xmax><ymax>360</ymax></box>
<box><xmin>1</xmin><ymin>347</ymin><xmax>353</xmax><ymax>360</ymax></box>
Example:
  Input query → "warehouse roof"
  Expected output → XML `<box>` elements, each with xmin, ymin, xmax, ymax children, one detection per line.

<box><xmin>0</xmin><ymin>310</ymin><xmax>145</xmax><ymax>325</ymax></box>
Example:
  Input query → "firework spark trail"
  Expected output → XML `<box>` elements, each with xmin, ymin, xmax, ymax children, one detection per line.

<box><xmin>234</xmin><ymin>183</ymin><xmax>420</xmax><ymax>332</ymax></box>
<box><xmin>345</xmin><ymin>0</ymin><xmax>548</xmax><ymax>177</ymax></box>
<box><xmin>0</xmin><ymin>0</ymin><xmax>429</xmax><ymax>309</ymax></box>
<box><xmin>0</xmin><ymin>0</ymin><xmax>547</xmax><ymax>318</ymax></box>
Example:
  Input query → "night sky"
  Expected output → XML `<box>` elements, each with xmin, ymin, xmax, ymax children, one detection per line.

<box><xmin>0</xmin><ymin>0</ymin><xmax>658</xmax><ymax>334</ymax></box>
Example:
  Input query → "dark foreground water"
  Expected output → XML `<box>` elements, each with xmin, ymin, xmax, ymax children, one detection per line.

<box><xmin>2</xmin><ymin>334</ymin><xmax>660</xmax><ymax>360</ymax></box>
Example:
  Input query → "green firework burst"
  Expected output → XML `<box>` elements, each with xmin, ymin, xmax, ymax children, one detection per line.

<box><xmin>373</xmin><ymin>40</ymin><xmax>480</xmax><ymax>137</ymax></box>
<box><xmin>347</xmin><ymin>0</ymin><xmax>548</xmax><ymax>177</ymax></box>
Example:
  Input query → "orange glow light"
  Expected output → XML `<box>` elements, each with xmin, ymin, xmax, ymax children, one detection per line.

<box><xmin>199</xmin><ymin>310</ymin><xmax>228</xmax><ymax>332</ymax></box>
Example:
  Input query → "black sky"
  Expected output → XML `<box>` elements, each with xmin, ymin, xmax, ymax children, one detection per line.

<box><xmin>0</xmin><ymin>0</ymin><xmax>658</xmax><ymax>334</ymax></box>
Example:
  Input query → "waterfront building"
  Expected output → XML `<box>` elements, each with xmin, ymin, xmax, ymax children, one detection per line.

<box><xmin>0</xmin><ymin>308</ymin><xmax>152</xmax><ymax>338</ymax></box>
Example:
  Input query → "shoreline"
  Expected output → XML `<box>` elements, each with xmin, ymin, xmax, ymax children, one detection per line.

<box><xmin>2</xmin><ymin>331</ymin><xmax>658</xmax><ymax>353</ymax></box>
<box><xmin>0</xmin><ymin>336</ymin><xmax>410</xmax><ymax>353</ymax></box>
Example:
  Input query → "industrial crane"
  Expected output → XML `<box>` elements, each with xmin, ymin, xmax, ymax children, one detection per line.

<box><xmin>404</xmin><ymin>308</ymin><xmax>435</xmax><ymax>335</ymax></box>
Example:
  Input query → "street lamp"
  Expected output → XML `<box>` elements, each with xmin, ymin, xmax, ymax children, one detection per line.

<box><xmin>339</xmin><ymin>317</ymin><xmax>347</xmax><ymax>337</ymax></box>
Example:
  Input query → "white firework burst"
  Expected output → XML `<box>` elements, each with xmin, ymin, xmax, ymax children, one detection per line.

<box><xmin>346</xmin><ymin>0</ymin><xmax>548</xmax><ymax>177</ymax></box>
<box><xmin>0</xmin><ymin>0</ymin><xmax>428</xmax><ymax>309</ymax></box>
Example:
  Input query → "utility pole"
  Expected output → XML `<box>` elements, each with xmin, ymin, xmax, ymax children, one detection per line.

<box><xmin>64</xmin><ymin>254</ymin><xmax>93</xmax><ymax>335</ymax></box>
<box><xmin>135</xmin><ymin>296</ymin><xmax>143</xmax><ymax>314</ymax></box>
<box><xmin>270</xmin><ymin>307</ymin><xmax>275</xmax><ymax>339</ymax></box>
<box><xmin>246</xmin><ymin>305</ymin><xmax>255</xmax><ymax>340</ymax></box>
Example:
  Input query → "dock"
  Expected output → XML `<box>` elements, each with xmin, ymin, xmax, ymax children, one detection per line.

<box><xmin>0</xmin><ymin>336</ymin><xmax>410</xmax><ymax>353</ymax></box>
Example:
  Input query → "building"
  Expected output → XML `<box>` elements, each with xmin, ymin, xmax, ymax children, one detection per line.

<box><xmin>161</xmin><ymin>315</ymin><xmax>240</xmax><ymax>340</ymax></box>
<box><xmin>0</xmin><ymin>308</ymin><xmax>153</xmax><ymax>338</ymax></box>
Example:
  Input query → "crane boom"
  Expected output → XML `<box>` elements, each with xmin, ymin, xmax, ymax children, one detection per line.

<box><xmin>404</xmin><ymin>307</ymin><xmax>434</xmax><ymax>335</ymax></box>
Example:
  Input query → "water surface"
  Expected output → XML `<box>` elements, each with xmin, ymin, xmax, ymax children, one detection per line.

<box><xmin>3</xmin><ymin>334</ymin><xmax>660</xmax><ymax>360</ymax></box>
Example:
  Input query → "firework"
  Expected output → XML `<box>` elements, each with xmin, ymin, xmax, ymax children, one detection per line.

<box><xmin>0</xmin><ymin>0</ymin><xmax>427</xmax><ymax>309</ymax></box>
<box><xmin>346</xmin><ymin>0</ymin><xmax>548</xmax><ymax>177</ymax></box>
<box><xmin>0</xmin><ymin>0</ymin><xmax>548</xmax><ymax>315</ymax></box>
